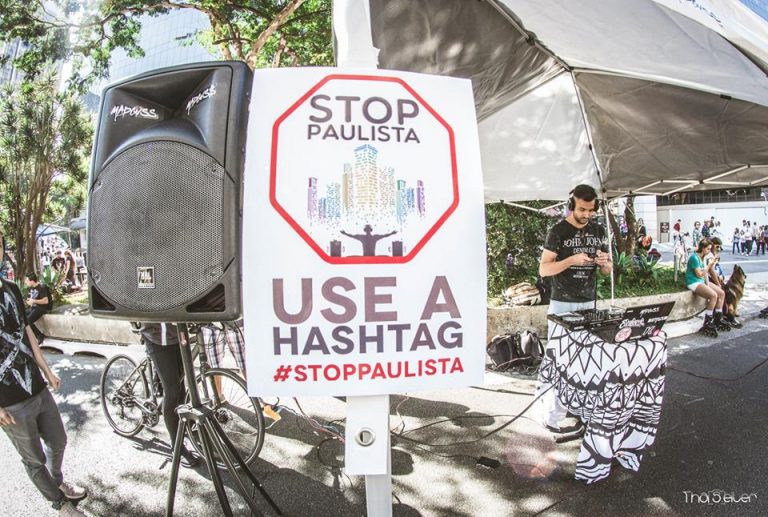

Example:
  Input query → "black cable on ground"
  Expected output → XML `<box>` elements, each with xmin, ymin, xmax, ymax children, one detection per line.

<box><xmin>668</xmin><ymin>354</ymin><xmax>768</xmax><ymax>382</ymax></box>
<box><xmin>390</xmin><ymin>350</ymin><xmax>587</xmax><ymax>451</ymax></box>
<box><xmin>391</xmin><ymin>386</ymin><xmax>552</xmax><ymax>449</ymax></box>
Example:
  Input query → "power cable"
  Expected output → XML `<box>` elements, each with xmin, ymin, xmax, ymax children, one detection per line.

<box><xmin>667</xmin><ymin>355</ymin><xmax>768</xmax><ymax>382</ymax></box>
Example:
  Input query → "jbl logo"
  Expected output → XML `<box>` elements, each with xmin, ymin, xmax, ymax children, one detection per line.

<box><xmin>137</xmin><ymin>267</ymin><xmax>155</xmax><ymax>289</ymax></box>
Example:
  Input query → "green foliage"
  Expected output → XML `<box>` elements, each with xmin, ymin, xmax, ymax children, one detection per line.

<box><xmin>47</xmin><ymin>174</ymin><xmax>88</xmax><ymax>226</ymax></box>
<box><xmin>39</xmin><ymin>266</ymin><xmax>66</xmax><ymax>305</ymax></box>
<box><xmin>486</xmin><ymin>205</ymin><xmax>685</xmax><ymax>303</ymax></box>
<box><xmin>633</xmin><ymin>254</ymin><xmax>662</xmax><ymax>286</ymax></box>
<box><xmin>16</xmin><ymin>279</ymin><xmax>28</xmax><ymax>298</ymax></box>
<box><xmin>597</xmin><ymin>265</ymin><xmax>683</xmax><ymax>299</ymax></box>
<box><xmin>485</xmin><ymin>202</ymin><xmax>560</xmax><ymax>297</ymax></box>
<box><xmin>61</xmin><ymin>288</ymin><xmax>89</xmax><ymax>306</ymax></box>
<box><xmin>0</xmin><ymin>71</ymin><xmax>92</xmax><ymax>276</ymax></box>
<box><xmin>15</xmin><ymin>266</ymin><xmax>66</xmax><ymax>306</ymax></box>
<box><xmin>611</xmin><ymin>250</ymin><xmax>633</xmax><ymax>286</ymax></box>
<box><xmin>0</xmin><ymin>0</ymin><xmax>333</xmax><ymax>90</ymax></box>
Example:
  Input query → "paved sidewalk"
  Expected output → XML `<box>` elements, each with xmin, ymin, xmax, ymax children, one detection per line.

<box><xmin>3</xmin><ymin>283</ymin><xmax>767</xmax><ymax>516</ymax></box>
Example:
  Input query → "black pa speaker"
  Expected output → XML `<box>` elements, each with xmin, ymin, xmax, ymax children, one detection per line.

<box><xmin>87</xmin><ymin>61</ymin><xmax>252</xmax><ymax>322</ymax></box>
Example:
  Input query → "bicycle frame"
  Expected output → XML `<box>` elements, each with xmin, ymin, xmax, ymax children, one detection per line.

<box><xmin>117</xmin><ymin>322</ymin><xmax>251</xmax><ymax>425</ymax></box>
<box><xmin>110</xmin><ymin>357</ymin><xmax>159</xmax><ymax>418</ymax></box>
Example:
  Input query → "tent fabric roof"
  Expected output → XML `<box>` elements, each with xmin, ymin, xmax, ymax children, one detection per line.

<box><xmin>37</xmin><ymin>224</ymin><xmax>72</xmax><ymax>237</ymax></box>
<box><xmin>579</xmin><ymin>72</ymin><xmax>768</xmax><ymax>194</ymax></box>
<box><xmin>367</xmin><ymin>0</ymin><xmax>768</xmax><ymax>202</ymax></box>
<box><xmin>369</xmin><ymin>0</ymin><xmax>562</xmax><ymax>121</ymax></box>
<box><xmin>495</xmin><ymin>0</ymin><xmax>768</xmax><ymax>107</ymax></box>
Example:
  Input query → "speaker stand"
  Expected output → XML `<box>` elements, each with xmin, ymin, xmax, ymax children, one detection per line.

<box><xmin>165</xmin><ymin>323</ymin><xmax>282</xmax><ymax>516</ymax></box>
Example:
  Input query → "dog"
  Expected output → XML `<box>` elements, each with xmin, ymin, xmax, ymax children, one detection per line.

<box><xmin>724</xmin><ymin>264</ymin><xmax>746</xmax><ymax>316</ymax></box>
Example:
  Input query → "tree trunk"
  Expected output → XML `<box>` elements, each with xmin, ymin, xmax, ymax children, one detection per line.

<box><xmin>606</xmin><ymin>196</ymin><xmax>640</xmax><ymax>256</ymax></box>
<box><xmin>607</xmin><ymin>209</ymin><xmax>624</xmax><ymax>254</ymax></box>
<box><xmin>623</xmin><ymin>196</ymin><xmax>638</xmax><ymax>256</ymax></box>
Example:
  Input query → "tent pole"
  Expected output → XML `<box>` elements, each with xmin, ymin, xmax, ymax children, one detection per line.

<box><xmin>570</xmin><ymin>70</ymin><xmax>615</xmax><ymax>303</ymax></box>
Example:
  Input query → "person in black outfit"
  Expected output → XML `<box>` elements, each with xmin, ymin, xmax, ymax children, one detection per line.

<box><xmin>0</xmin><ymin>278</ymin><xmax>88</xmax><ymax>516</ymax></box>
<box><xmin>135</xmin><ymin>322</ymin><xmax>200</xmax><ymax>468</ymax></box>
<box><xmin>539</xmin><ymin>185</ymin><xmax>612</xmax><ymax>314</ymax></box>
<box><xmin>538</xmin><ymin>184</ymin><xmax>613</xmax><ymax>430</ymax></box>
<box><xmin>25</xmin><ymin>273</ymin><xmax>52</xmax><ymax>343</ymax></box>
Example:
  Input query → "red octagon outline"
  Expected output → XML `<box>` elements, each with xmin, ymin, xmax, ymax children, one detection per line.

<box><xmin>270</xmin><ymin>74</ymin><xmax>459</xmax><ymax>264</ymax></box>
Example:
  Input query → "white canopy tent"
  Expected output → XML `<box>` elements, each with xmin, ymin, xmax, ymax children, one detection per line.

<box><xmin>336</xmin><ymin>0</ymin><xmax>768</xmax><ymax>202</ymax></box>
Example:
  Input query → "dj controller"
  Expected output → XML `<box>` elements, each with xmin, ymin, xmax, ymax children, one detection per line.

<box><xmin>547</xmin><ymin>308</ymin><xmax>626</xmax><ymax>333</ymax></box>
<box><xmin>547</xmin><ymin>302</ymin><xmax>675</xmax><ymax>344</ymax></box>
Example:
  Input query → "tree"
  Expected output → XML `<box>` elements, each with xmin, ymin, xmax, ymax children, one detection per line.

<box><xmin>607</xmin><ymin>195</ymin><xmax>639</xmax><ymax>256</ymax></box>
<box><xmin>0</xmin><ymin>0</ymin><xmax>332</xmax><ymax>276</ymax></box>
<box><xmin>0</xmin><ymin>0</ymin><xmax>333</xmax><ymax>90</ymax></box>
<box><xmin>0</xmin><ymin>71</ymin><xmax>92</xmax><ymax>277</ymax></box>
<box><xmin>485</xmin><ymin>202</ymin><xmax>559</xmax><ymax>297</ymax></box>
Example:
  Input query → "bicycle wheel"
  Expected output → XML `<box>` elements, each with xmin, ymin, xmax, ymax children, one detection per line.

<box><xmin>186</xmin><ymin>369</ymin><xmax>265</xmax><ymax>468</ymax></box>
<box><xmin>100</xmin><ymin>354</ymin><xmax>149</xmax><ymax>437</ymax></box>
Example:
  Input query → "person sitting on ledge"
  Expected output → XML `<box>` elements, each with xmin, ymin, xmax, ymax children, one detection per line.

<box><xmin>686</xmin><ymin>238</ymin><xmax>730</xmax><ymax>335</ymax></box>
<box><xmin>25</xmin><ymin>273</ymin><xmax>52</xmax><ymax>344</ymax></box>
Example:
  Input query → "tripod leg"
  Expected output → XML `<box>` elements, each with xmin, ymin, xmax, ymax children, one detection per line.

<box><xmin>205</xmin><ymin>417</ymin><xmax>282</xmax><ymax>515</ymax></box>
<box><xmin>194</xmin><ymin>424</ymin><xmax>235</xmax><ymax>516</ymax></box>
<box><xmin>201</xmin><ymin>419</ymin><xmax>272</xmax><ymax>516</ymax></box>
<box><xmin>165</xmin><ymin>418</ymin><xmax>187</xmax><ymax>517</ymax></box>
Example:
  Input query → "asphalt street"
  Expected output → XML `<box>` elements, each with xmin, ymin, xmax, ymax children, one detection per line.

<box><xmin>3</xmin><ymin>310</ymin><xmax>768</xmax><ymax>516</ymax></box>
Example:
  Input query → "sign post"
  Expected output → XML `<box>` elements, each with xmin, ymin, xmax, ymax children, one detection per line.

<box><xmin>335</xmin><ymin>4</ymin><xmax>397</xmax><ymax>511</ymax></box>
<box><xmin>242</xmin><ymin>11</ymin><xmax>485</xmax><ymax>512</ymax></box>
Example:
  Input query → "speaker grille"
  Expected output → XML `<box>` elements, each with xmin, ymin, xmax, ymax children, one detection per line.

<box><xmin>89</xmin><ymin>141</ymin><xmax>226</xmax><ymax>312</ymax></box>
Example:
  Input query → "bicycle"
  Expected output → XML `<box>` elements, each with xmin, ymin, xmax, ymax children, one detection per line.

<box><xmin>99</xmin><ymin>323</ymin><xmax>265</xmax><ymax>468</ymax></box>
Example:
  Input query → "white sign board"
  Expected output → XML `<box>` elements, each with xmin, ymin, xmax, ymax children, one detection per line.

<box><xmin>243</xmin><ymin>68</ymin><xmax>486</xmax><ymax>396</ymax></box>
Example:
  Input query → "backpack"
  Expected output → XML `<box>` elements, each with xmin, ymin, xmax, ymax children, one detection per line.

<box><xmin>486</xmin><ymin>330</ymin><xmax>544</xmax><ymax>372</ymax></box>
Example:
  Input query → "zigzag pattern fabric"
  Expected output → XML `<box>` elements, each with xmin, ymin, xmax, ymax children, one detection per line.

<box><xmin>537</xmin><ymin>324</ymin><xmax>667</xmax><ymax>484</ymax></box>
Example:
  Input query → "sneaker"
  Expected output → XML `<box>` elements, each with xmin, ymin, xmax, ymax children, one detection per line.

<box><xmin>180</xmin><ymin>450</ymin><xmax>201</xmax><ymax>468</ymax></box>
<box><xmin>58</xmin><ymin>501</ymin><xmax>86</xmax><ymax>517</ymax></box>
<box><xmin>59</xmin><ymin>481</ymin><xmax>87</xmax><ymax>501</ymax></box>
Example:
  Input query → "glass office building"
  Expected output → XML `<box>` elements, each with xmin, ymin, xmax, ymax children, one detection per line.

<box><xmin>96</xmin><ymin>9</ymin><xmax>218</xmax><ymax>87</ymax></box>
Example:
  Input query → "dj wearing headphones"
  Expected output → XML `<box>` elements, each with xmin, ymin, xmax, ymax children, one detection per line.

<box><xmin>537</xmin><ymin>184</ymin><xmax>612</xmax><ymax>430</ymax></box>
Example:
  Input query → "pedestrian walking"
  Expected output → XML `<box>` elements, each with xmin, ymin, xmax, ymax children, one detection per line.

<box><xmin>743</xmin><ymin>221</ymin><xmax>753</xmax><ymax>255</ymax></box>
<box><xmin>732</xmin><ymin>227</ymin><xmax>741</xmax><ymax>254</ymax></box>
<box><xmin>759</xmin><ymin>225</ymin><xmax>768</xmax><ymax>256</ymax></box>
<box><xmin>692</xmin><ymin>221</ymin><xmax>701</xmax><ymax>248</ymax></box>
<box><xmin>751</xmin><ymin>222</ymin><xmax>761</xmax><ymax>255</ymax></box>
<box><xmin>700</xmin><ymin>220</ymin><xmax>710</xmax><ymax>239</ymax></box>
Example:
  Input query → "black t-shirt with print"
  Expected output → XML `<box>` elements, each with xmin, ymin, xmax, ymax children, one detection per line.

<box><xmin>28</xmin><ymin>283</ymin><xmax>53</xmax><ymax>311</ymax></box>
<box><xmin>0</xmin><ymin>280</ymin><xmax>46</xmax><ymax>406</ymax></box>
<box><xmin>544</xmin><ymin>219</ymin><xmax>608</xmax><ymax>303</ymax></box>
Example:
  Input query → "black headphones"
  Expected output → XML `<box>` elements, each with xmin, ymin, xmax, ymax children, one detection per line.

<box><xmin>567</xmin><ymin>184</ymin><xmax>601</xmax><ymax>212</ymax></box>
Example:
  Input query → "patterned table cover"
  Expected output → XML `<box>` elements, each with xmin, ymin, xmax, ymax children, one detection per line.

<box><xmin>536</xmin><ymin>323</ymin><xmax>668</xmax><ymax>483</ymax></box>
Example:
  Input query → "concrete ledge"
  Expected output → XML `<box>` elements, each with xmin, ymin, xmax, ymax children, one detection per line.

<box><xmin>38</xmin><ymin>313</ymin><xmax>140</xmax><ymax>345</ymax></box>
<box><xmin>35</xmin><ymin>290</ymin><xmax>707</xmax><ymax>347</ymax></box>
<box><xmin>487</xmin><ymin>290</ymin><xmax>706</xmax><ymax>341</ymax></box>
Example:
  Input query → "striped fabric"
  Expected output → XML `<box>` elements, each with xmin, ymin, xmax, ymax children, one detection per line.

<box><xmin>536</xmin><ymin>325</ymin><xmax>667</xmax><ymax>484</ymax></box>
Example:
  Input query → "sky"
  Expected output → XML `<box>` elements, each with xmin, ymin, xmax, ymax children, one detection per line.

<box><xmin>740</xmin><ymin>0</ymin><xmax>768</xmax><ymax>21</ymax></box>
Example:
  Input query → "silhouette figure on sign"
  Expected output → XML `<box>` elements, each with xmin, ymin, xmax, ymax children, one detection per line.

<box><xmin>340</xmin><ymin>225</ymin><xmax>397</xmax><ymax>256</ymax></box>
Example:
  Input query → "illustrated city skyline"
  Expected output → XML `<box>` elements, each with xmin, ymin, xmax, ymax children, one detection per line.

<box><xmin>307</xmin><ymin>144</ymin><xmax>426</xmax><ymax>233</ymax></box>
